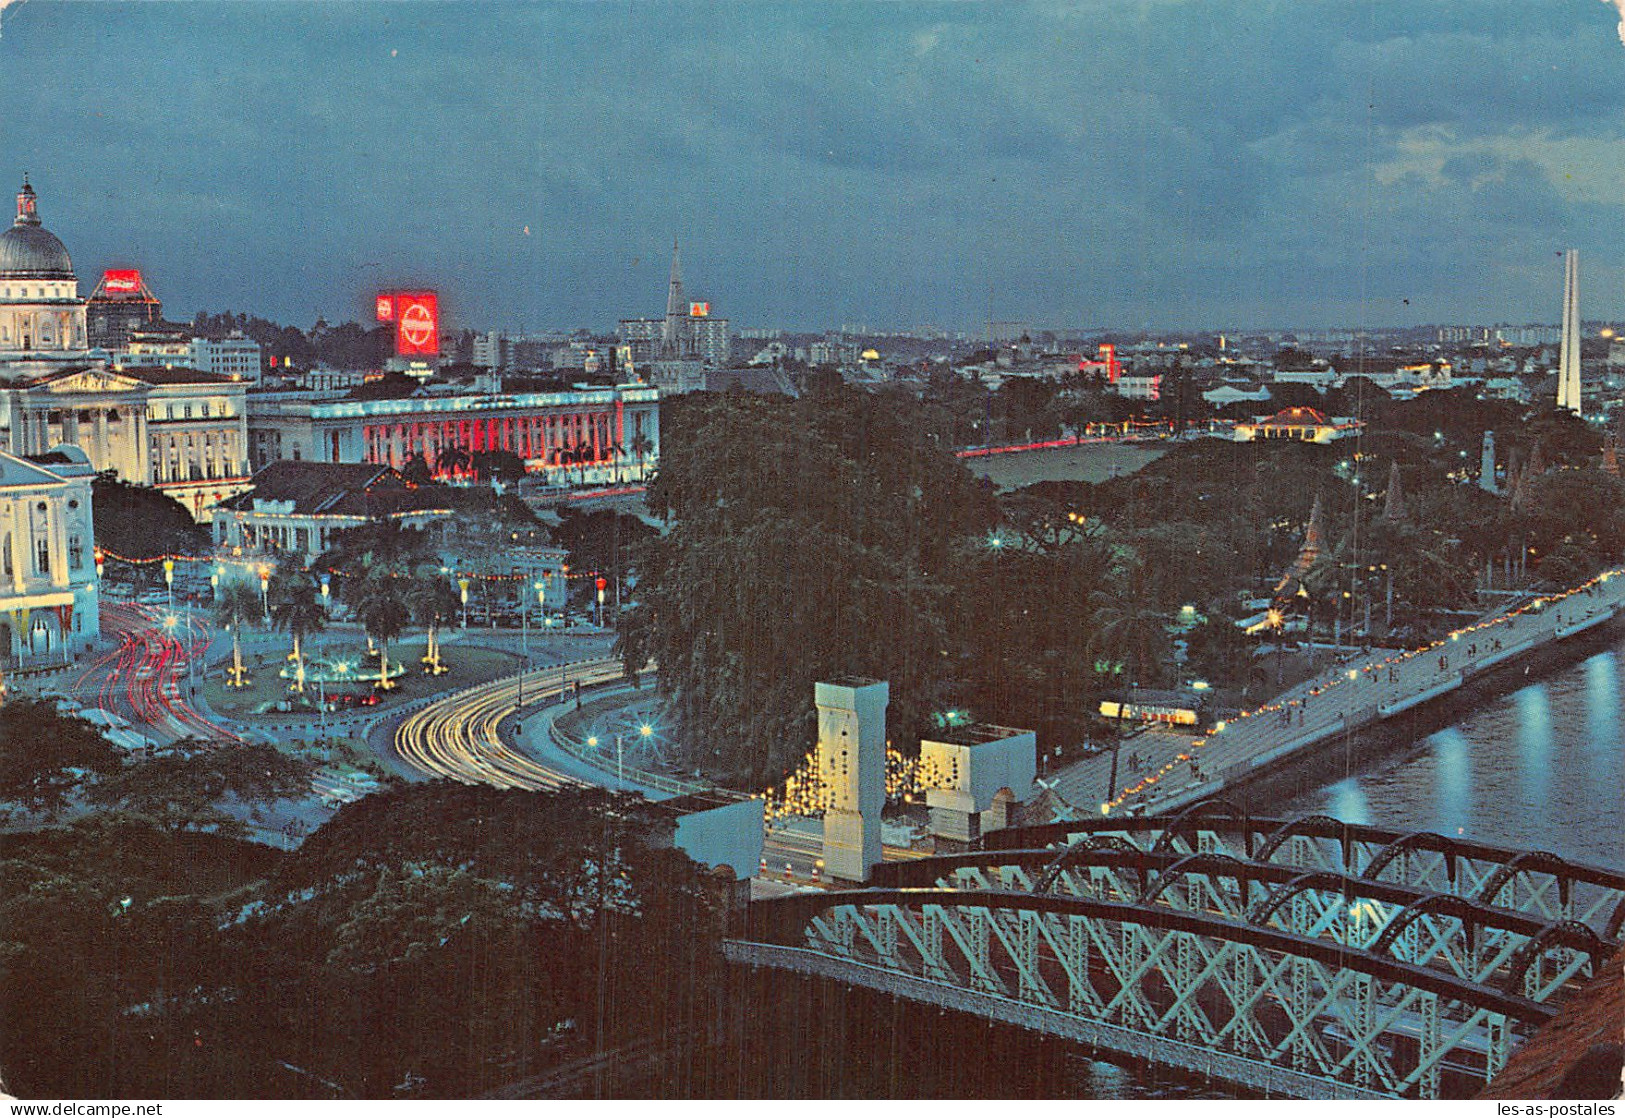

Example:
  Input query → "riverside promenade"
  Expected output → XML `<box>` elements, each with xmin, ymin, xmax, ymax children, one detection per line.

<box><xmin>1050</xmin><ymin>567</ymin><xmax>1625</xmax><ymax>818</ymax></box>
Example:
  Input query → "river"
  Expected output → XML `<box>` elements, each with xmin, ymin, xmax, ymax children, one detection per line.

<box><xmin>1282</xmin><ymin>639</ymin><xmax>1625</xmax><ymax>870</ymax></box>
<box><xmin>1068</xmin><ymin>628</ymin><xmax>1625</xmax><ymax>1098</ymax></box>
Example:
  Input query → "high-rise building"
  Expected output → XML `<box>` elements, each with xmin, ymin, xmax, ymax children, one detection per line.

<box><xmin>1557</xmin><ymin>249</ymin><xmax>1582</xmax><ymax>415</ymax></box>
<box><xmin>86</xmin><ymin>269</ymin><xmax>163</xmax><ymax>350</ymax></box>
<box><xmin>119</xmin><ymin>329</ymin><xmax>263</xmax><ymax>383</ymax></box>
<box><xmin>817</xmin><ymin>677</ymin><xmax>888</xmax><ymax>882</ymax></box>
<box><xmin>471</xmin><ymin>331</ymin><xmax>509</xmax><ymax>370</ymax></box>
<box><xmin>617</xmin><ymin>317</ymin><xmax>662</xmax><ymax>365</ymax></box>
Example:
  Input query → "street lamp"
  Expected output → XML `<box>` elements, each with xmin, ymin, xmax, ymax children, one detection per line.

<box><xmin>458</xmin><ymin>578</ymin><xmax>470</xmax><ymax>631</ymax></box>
<box><xmin>163</xmin><ymin>557</ymin><xmax>174</xmax><ymax>614</ymax></box>
<box><xmin>316</xmin><ymin>673</ymin><xmax>330</xmax><ymax>760</ymax></box>
<box><xmin>258</xmin><ymin>564</ymin><xmax>271</xmax><ymax>622</ymax></box>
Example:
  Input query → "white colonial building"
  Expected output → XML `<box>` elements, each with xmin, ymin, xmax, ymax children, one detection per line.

<box><xmin>212</xmin><ymin>461</ymin><xmax>456</xmax><ymax>567</ymax></box>
<box><xmin>245</xmin><ymin>382</ymin><xmax>659</xmax><ymax>485</ymax></box>
<box><xmin>1233</xmin><ymin>406</ymin><xmax>1364</xmax><ymax>444</ymax></box>
<box><xmin>0</xmin><ymin>179</ymin><xmax>90</xmax><ymax>376</ymax></box>
<box><xmin>0</xmin><ymin>445</ymin><xmax>100</xmax><ymax>673</ymax></box>
<box><xmin>0</xmin><ymin>179</ymin><xmax>252</xmax><ymax>521</ymax></box>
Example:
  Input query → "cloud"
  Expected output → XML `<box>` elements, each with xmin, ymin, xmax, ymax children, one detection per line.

<box><xmin>1602</xmin><ymin>0</ymin><xmax>1625</xmax><ymax>47</ymax></box>
<box><xmin>0</xmin><ymin>1</ymin><xmax>1621</xmax><ymax>330</ymax></box>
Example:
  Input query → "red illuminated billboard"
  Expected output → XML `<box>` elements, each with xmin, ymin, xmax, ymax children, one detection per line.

<box><xmin>377</xmin><ymin>290</ymin><xmax>440</xmax><ymax>357</ymax></box>
<box><xmin>103</xmin><ymin>269</ymin><xmax>143</xmax><ymax>295</ymax></box>
<box><xmin>689</xmin><ymin>301</ymin><xmax>710</xmax><ymax>318</ymax></box>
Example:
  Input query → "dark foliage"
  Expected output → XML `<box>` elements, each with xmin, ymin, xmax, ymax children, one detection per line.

<box><xmin>91</xmin><ymin>474</ymin><xmax>208</xmax><ymax>562</ymax></box>
<box><xmin>0</xmin><ymin>783</ymin><xmax>727</xmax><ymax>1099</ymax></box>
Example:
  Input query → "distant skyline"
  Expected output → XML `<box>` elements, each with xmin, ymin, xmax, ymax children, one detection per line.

<box><xmin>2</xmin><ymin>1</ymin><xmax>1624</xmax><ymax>335</ymax></box>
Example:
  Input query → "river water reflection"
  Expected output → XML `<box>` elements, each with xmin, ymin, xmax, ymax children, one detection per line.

<box><xmin>1283</xmin><ymin>646</ymin><xmax>1625</xmax><ymax>870</ymax></box>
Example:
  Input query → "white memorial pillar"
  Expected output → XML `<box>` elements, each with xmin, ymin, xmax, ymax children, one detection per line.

<box><xmin>818</xmin><ymin>677</ymin><xmax>888</xmax><ymax>883</ymax></box>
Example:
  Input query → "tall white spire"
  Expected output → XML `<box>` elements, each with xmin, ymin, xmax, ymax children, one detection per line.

<box><xmin>661</xmin><ymin>236</ymin><xmax>685</xmax><ymax>354</ymax></box>
<box><xmin>1557</xmin><ymin>249</ymin><xmax>1582</xmax><ymax>414</ymax></box>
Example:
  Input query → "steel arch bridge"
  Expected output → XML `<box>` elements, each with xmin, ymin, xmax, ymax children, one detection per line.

<box><xmin>725</xmin><ymin>805</ymin><xmax>1625</xmax><ymax>1100</ymax></box>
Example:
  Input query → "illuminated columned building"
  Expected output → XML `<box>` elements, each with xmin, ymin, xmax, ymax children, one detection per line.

<box><xmin>246</xmin><ymin>383</ymin><xmax>660</xmax><ymax>484</ymax></box>
<box><xmin>0</xmin><ymin>446</ymin><xmax>101</xmax><ymax>671</ymax></box>
<box><xmin>0</xmin><ymin>179</ymin><xmax>90</xmax><ymax>373</ymax></box>
<box><xmin>0</xmin><ymin>179</ymin><xmax>252</xmax><ymax>520</ymax></box>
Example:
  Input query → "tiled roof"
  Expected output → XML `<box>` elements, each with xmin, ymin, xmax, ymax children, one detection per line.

<box><xmin>119</xmin><ymin>365</ymin><xmax>238</xmax><ymax>386</ymax></box>
<box><xmin>217</xmin><ymin>460</ymin><xmax>452</xmax><ymax>519</ymax></box>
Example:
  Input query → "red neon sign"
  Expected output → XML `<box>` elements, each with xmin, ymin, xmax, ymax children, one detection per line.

<box><xmin>380</xmin><ymin>290</ymin><xmax>439</xmax><ymax>356</ymax></box>
<box><xmin>103</xmin><ymin>269</ymin><xmax>142</xmax><ymax>294</ymax></box>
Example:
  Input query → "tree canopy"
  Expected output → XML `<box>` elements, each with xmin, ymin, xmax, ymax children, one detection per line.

<box><xmin>621</xmin><ymin>386</ymin><xmax>997</xmax><ymax>785</ymax></box>
<box><xmin>0</xmin><ymin>780</ymin><xmax>727</xmax><ymax>1098</ymax></box>
<box><xmin>91</xmin><ymin>474</ymin><xmax>208</xmax><ymax>563</ymax></box>
<box><xmin>0</xmin><ymin>699</ymin><xmax>123</xmax><ymax>819</ymax></box>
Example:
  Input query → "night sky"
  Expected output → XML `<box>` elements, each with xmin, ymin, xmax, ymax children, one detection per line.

<box><xmin>2</xmin><ymin>0</ymin><xmax>1623</xmax><ymax>334</ymax></box>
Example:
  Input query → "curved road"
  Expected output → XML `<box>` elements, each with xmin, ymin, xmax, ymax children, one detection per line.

<box><xmin>72</xmin><ymin>600</ymin><xmax>241</xmax><ymax>745</ymax></box>
<box><xmin>392</xmin><ymin>657</ymin><xmax>625</xmax><ymax>789</ymax></box>
<box><xmin>390</xmin><ymin>657</ymin><xmax>930</xmax><ymax>876</ymax></box>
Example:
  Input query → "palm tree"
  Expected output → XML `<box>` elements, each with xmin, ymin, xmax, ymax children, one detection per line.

<box><xmin>212</xmin><ymin>580</ymin><xmax>262</xmax><ymax>688</ymax></box>
<box><xmin>435</xmin><ymin>445</ymin><xmax>471</xmax><ymax>479</ymax></box>
<box><xmin>629</xmin><ymin>432</ymin><xmax>654</xmax><ymax>479</ymax></box>
<box><xmin>1297</xmin><ymin>556</ymin><xmax>1342</xmax><ymax>668</ymax></box>
<box><xmin>406</xmin><ymin>571</ymin><xmax>461</xmax><ymax>674</ymax></box>
<box><xmin>267</xmin><ymin>567</ymin><xmax>326</xmax><ymax>693</ymax></box>
<box><xmin>353</xmin><ymin>571</ymin><xmax>410</xmax><ymax>690</ymax></box>
<box><xmin>1088</xmin><ymin>588</ymin><xmax>1170</xmax><ymax>691</ymax></box>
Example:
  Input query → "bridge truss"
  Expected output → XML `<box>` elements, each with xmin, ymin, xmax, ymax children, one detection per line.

<box><xmin>727</xmin><ymin>804</ymin><xmax>1625</xmax><ymax>1100</ymax></box>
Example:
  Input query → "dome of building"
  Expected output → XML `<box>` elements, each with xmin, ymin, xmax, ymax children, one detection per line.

<box><xmin>0</xmin><ymin>180</ymin><xmax>74</xmax><ymax>280</ymax></box>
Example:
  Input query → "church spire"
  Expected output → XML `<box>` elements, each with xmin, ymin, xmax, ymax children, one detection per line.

<box><xmin>665</xmin><ymin>237</ymin><xmax>684</xmax><ymax>320</ymax></box>
<box><xmin>661</xmin><ymin>236</ymin><xmax>686</xmax><ymax>356</ymax></box>
<box><xmin>15</xmin><ymin>176</ymin><xmax>39</xmax><ymax>227</ymax></box>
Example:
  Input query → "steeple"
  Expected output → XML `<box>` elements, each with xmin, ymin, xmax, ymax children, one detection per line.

<box><xmin>660</xmin><ymin>236</ymin><xmax>687</xmax><ymax>357</ymax></box>
<box><xmin>665</xmin><ymin>236</ymin><xmax>684</xmax><ymax>321</ymax></box>
<box><xmin>15</xmin><ymin>176</ymin><xmax>39</xmax><ymax>227</ymax></box>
